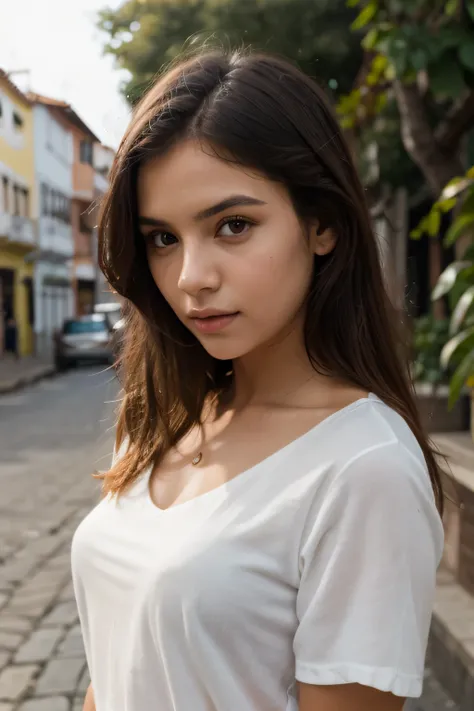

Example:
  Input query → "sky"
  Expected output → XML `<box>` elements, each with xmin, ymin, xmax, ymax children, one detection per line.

<box><xmin>0</xmin><ymin>0</ymin><xmax>131</xmax><ymax>148</ymax></box>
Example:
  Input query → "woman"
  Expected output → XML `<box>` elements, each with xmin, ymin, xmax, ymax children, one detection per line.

<box><xmin>72</xmin><ymin>48</ymin><xmax>445</xmax><ymax>711</ymax></box>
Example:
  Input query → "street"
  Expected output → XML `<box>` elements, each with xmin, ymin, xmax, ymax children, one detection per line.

<box><xmin>0</xmin><ymin>368</ymin><xmax>460</xmax><ymax>710</ymax></box>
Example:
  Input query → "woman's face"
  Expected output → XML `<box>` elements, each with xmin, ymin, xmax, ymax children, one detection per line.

<box><xmin>137</xmin><ymin>140</ymin><xmax>334</xmax><ymax>362</ymax></box>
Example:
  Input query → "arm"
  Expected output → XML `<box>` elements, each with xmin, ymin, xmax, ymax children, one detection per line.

<box><xmin>294</xmin><ymin>444</ymin><xmax>443</xmax><ymax>708</ymax></box>
<box><xmin>83</xmin><ymin>684</ymin><xmax>95</xmax><ymax>711</ymax></box>
<box><xmin>299</xmin><ymin>682</ymin><xmax>404</xmax><ymax>711</ymax></box>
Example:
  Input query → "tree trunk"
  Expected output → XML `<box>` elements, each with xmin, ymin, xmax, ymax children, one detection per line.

<box><xmin>394</xmin><ymin>80</ymin><xmax>465</xmax><ymax>197</ymax></box>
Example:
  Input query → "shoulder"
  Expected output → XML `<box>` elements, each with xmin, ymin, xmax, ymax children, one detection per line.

<box><xmin>299</xmin><ymin>395</ymin><xmax>444</xmax><ymax>560</ymax></box>
<box><xmin>323</xmin><ymin>394</ymin><xmax>426</xmax><ymax>468</ymax></box>
<box><xmin>324</xmin><ymin>395</ymin><xmax>438</xmax><ymax>511</ymax></box>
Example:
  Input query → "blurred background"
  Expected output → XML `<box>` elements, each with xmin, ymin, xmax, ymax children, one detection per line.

<box><xmin>0</xmin><ymin>1</ymin><xmax>474</xmax><ymax>710</ymax></box>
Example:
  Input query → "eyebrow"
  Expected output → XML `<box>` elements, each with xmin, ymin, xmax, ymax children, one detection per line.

<box><xmin>138</xmin><ymin>194</ymin><xmax>267</xmax><ymax>227</ymax></box>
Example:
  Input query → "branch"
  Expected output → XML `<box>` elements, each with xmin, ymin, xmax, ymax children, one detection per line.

<box><xmin>435</xmin><ymin>91</ymin><xmax>474</xmax><ymax>154</ymax></box>
<box><xmin>394</xmin><ymin>80</ymin><xmax>465</xmax><ymax>196</ymax></box>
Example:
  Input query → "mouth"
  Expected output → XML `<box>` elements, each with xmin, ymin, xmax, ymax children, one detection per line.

<box><xmin>190</xmin><ymin>312</ymin><xmax>240</xmax><ymax>334</ymax></box>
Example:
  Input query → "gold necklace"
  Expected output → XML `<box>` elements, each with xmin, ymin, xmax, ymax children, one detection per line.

<box><xmin>190</xmin><ymin>381</ymin><xmax>234</xmax><ymax>467</ymax></box>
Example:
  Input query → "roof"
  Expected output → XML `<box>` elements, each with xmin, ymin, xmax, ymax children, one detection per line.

<box><xmin>27</xmin><ymin>92</ymin><xmax>69</xmax><ymax>109</ymax></box>
<box><xmin>0</xmin><ymin>69</ymin><xmax>31</xmax><ymax>107</ymax></box>
<box><xmin>28</xmin><ymin>91</ymin><xmax>99</xmax><ymax>142</ymax></box>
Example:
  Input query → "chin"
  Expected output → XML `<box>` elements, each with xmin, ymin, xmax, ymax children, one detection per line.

<box><xmin>197</xmin><ymin>336</ymin><xmax>256</xmax><ymax>362</ymax></box>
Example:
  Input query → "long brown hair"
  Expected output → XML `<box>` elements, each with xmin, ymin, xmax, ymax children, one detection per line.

<box><xmin>97</xmin><ymin>47</ymin><xmax>444</xmax><ymax>513</ymax></box>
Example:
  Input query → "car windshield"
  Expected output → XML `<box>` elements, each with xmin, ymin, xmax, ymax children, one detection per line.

<box><xmin>63</xmin><ymin>320</ymin><xmax>107</xmax><ymax>335</ymax></box>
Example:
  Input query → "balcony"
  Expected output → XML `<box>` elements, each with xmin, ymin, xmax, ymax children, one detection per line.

<box><xmin>38</xmin><ymin>216</ymin><xmax>74</xmax><ymax>258</ymax></box>
<box><xmin>75</xmin><ymin>261</ymin><xmax>96</xmax><ymax>280</ymax></box>
<box><xmin>73</xmin><ymin>188</ymin><xmax>94</xmax><ymax>202</ymax></box>
<box><xmin>94</xmin><ymin>171</ymin><xmax>108</xmax><ymax>194</ymax></box>
<box><xmin>0</xmin><ymin>213</ymin><xmax>36</xmax><ymax>247</ymax></box>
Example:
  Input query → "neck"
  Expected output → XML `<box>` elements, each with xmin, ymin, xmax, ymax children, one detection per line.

<box><xmin>230</xmin><ymin>316</ymin><xmax>333</xmax><ymax>410</ymax></box>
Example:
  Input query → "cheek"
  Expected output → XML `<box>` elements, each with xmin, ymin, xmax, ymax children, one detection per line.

<box><xmin>243</xmin><ymin>236</ymin><xmax>314</xmax><ymax>307</ymax></box>
<box><xmin>147</xmin><ymin>257</ymin><xmax>179</xmax><ymax>305</ymax></box>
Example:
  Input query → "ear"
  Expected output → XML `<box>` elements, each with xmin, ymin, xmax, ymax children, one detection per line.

<box><xmin>309</xmin><ymin>221</ymin><xmax>337</xmax><ymax>256</ymax></box>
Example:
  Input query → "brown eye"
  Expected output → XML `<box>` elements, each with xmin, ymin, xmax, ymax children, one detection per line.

<box><xmin>149</xmin><ymin>231</ymin><xmax>177</xmax><ymax>248</ymax></box>
<box><xmin>219</xmin><ymin>218</ymin><xmax>252</xmax><ymax>237</ymax></box>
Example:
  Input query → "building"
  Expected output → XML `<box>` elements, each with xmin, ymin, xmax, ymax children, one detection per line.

<box><xmin>0</xmin><ymin>70</ymin><xmax>36</xmax><ymax>357</ymax></box>
<box><xmin>28</xmin><ymin>94</ymin><xmax>75</xmax><ymax>357</ymax></box>
<box><xmin>93</xmin><ymin>143</ymin><xmax>115</xmax><ymax>305</ymax></box>
<box><xmin>65</xmin><ymin>112</ymin><xmax>100</xmax><ymax>317</ymax></box>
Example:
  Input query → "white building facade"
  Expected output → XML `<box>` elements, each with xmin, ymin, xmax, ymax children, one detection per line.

<box><xmin>30</xmin><ymin>97</ymin><xmax>75</xmax><ymax>357</ymax></box>
<box><xmin>92</xmin><ymin>143</ymin><xmax>115</xmax><ymax>305</ymax></box>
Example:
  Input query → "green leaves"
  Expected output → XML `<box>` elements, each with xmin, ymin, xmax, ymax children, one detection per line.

<box><xmin>444</xmin><ymin>0</ymin><xmax>459</xmax><ymax>16</ymax></box>
<box><xmin>427</xmin><ymin>208</ymin><xmax>441</xmax><ymax>238</ymax></box>
<box><xmin>100</xmin><ymin>0</ymin><xmax>365</xmax><ymax>104</ymax></box>
<box><xmin>410</xmin><ymin>204</ymin><xmax>442</xmax><ymax>239</ymax></box>
<box><xmin>429</xmin><ymin>57</ymin><xmax>466</xmax><ymax>98</ymax></box>
<box><xmin>362</xmin><ymin>27</ymin><xmax>379</xmax><ymax>50</ymax></box>
<box><xmin>459</xmin><ymin>42</ymin><xmax>474</xmax><ymax>72</ymax></box>
<box><xmin>441</xmin><ymin>176</ymin><xmax>470</xmax><ymax>200</ymax></box>
<box><xmin>412</xmin><ymin>315</ymin><xmax>451</xmax><ymax>387</ymax></box>
<box><xmin>440</xmin><ymin>327</ymin><xmax>474</xmax><ymax>370</ymax></box>
<box><xmin>432</xmin><ymin>261</ymin><xmax>472</xmax><ymax>301</ymax></box>
<box><xmin>449</xmin><ymin>350</ymin><xmax>474</xmax><ymax>408</ymax></box>
<box><xmin>430</xmin><ymin>180</ymin><xmax>474</xmax><ymax>404</ymax></box>
<box><xmin>450</xmin><ymin>286</ymin><xmax>474</xmax><ymax>334</ymax></box>
<box><xmin>351</xmin><ymin>0</ymin><xmax>378</xmax><ymax>30</ymax></box>
<box><xmin>445</xmin><ymin>214</ymin><xmax>474</xmax><ymax>246</ymax></box>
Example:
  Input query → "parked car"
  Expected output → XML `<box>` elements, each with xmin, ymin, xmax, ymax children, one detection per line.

<box><xmin>54</xmin><ymin>314</ymin><xmax>115</xmax><ymax>370</ymax></box>
<box><xmin>94</xmin><ymin>301</ymin><xmax>123</xmax><ymax>329</ymax></box>
<box><xmin>94</xmin><ymin>301</ymin><xmax>124</xmax><ymax>359</ymax></box>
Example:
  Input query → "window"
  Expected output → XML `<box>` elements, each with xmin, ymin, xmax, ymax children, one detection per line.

<box><xmin>24</xmin><ymin>277</ymin><xmax>34</xmax><ymax>327</ymax></box>
<box><xmin>22</xmin><ymin>188</ymin><xmax>29</xmax><ymax>218</ymax></box>
<box><xmin>48</xmin><ymin>189</ymin><xmax>54</xmax><ymax>217</ymax></box>
<box><xmin>41</xmin><ymin>183</ymin><xmax>49</xmax><ymax>215</ymax></box>
<box><xmin>63</xmin><ymin>318</ymin><xmax>107</xmax><ymax>335</ymax></box>
<box><xmin>13</xmin><ymin>112</ymin><xmax>23</xmax><ymax>130</ymax></box>
<box><xmin>63</xmin><ymin>196</ymin><xmax>71</xmax><ymax>223</ymax></box>
<box><xmin>46</xmin><ymin>114</ymin><xmax>53</xmax><ymax>149</ymax></box>
<box><xmin>79</xmin><ymin>214</ymin><xmax>93</xmax><ymax>234</ymax></box>
<box><xmin>13</xmin><ymin>185</ymin><xmax>20</xmax><ymax>216</ymax></box>
<box><xmin>80</xmin><ymin>140</ymin><xmax>93</xmax><ymax>165</ymax></box>
<box><xmin>11</xmin><ymin>186</ymin><xmax>29</xmax><ymax>217</ymax></box>
<box><xmin>2</xmin><ymin>177</ymin><xmax>8</xmax><ymax>213</ymax></box>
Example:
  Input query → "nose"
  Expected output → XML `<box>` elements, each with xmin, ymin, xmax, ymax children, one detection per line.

<box><xmin>177</xmin><ymin>244</ymin><xmax>221</xmax><ymax>296</ymax></box>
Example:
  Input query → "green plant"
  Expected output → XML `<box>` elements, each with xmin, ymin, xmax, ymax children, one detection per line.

<box><xmin>412</xmin><ymin>315</ymin><xmax>451</xmax><ymax>386</ymax></box>
<box><xmin>337</xmin><ymin>0</ymin><xmax>474</xmax><ymax>195</ymax></box>
<box><xmin>430</xmin><ymin>213</ymin><xmax>474</xmax><ymax>406</ymax></box>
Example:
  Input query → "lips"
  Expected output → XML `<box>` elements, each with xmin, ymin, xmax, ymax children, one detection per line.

<box><xmin>192</xmin><ymin>312</ymin><xmax>236</xmax><ymax>319</ymax></box>
<box><xmin>190</xmin><ymin>312</ymin><xmax>240</xmax><ymax>334</ymax></box>
<box><xmin>188</xmin><ymin>309</ymin><xmax>237</xmax><ymax>319</ymax></box>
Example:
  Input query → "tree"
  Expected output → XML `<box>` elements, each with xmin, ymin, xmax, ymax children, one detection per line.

<box><xmin>337</xmin><ymin>0</ymin><xmax>474</xmax><ymax>406</ymax></box>
<box><xmin>337</xmin><ymin>0</ymin><xmax>474</xmax><ymax>197</ymax></box>
<box><xmin>98</xmin><ymin>0</ymin><xmax>363</xmax><ymax>105</ymax></box>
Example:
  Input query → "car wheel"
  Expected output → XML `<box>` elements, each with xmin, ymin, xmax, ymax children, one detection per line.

<box><xmin>55</xmin><ymin>357</ymin><xmax>68</xmax><ymax>372</ymax></box>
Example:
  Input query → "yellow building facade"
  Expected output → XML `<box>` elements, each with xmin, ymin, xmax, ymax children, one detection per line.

<box><xmin>0</xmin><ymin>71</ymin><xmax>36</xmax><ymax>356</ymax></box>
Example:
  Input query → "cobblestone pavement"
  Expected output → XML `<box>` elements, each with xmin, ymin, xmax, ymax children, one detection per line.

<box><xmin>0</xmin><ymin>367</ymin><xmax>460</xmax><ymax>710</ymax></box>
<box><xmin>0</xmin><ymin>366</ymin><xmax>116</xmax><ymax>710</ymax></box>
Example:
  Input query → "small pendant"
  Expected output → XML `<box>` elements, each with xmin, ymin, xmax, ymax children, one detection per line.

<box><xmin>192</xmin><ymin>452</ymin><xmax>203</xmax><ymax>466</ymax></box>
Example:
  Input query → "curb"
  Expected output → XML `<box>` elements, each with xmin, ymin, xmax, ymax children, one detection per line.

<box><xmin>0</xmin><ymin>364</ymin><xmax>57</xmax><ymax>395</ymax></box>
<box><xmin>428</xmin><ymin>606</ymin><xmax>474</xmax><ymax>711</ymax></box>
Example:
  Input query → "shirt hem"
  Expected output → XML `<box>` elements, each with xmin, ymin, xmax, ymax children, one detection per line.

<box><xmin>295</xmin><ymin>660</ymin><xmax>422</xmax><ymax>698</ymax></box>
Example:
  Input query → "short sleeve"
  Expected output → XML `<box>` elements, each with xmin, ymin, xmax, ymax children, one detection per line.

<box><xmin>293</xmin><ymin>441</ymin><xmax>444</xmax><ymax>698</ymax></box>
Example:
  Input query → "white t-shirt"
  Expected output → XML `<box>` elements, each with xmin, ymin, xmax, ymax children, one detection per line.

<box><xmin>71</xmin><ymin>394</ymin><xmax>444</xmax><ymax>711</ymax></box>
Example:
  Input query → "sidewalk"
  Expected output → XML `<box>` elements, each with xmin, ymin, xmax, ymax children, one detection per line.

<box><xmin>0</xmin><ymin>356</ymin><xmax>56</xmax><ymax>395</ymax></box>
